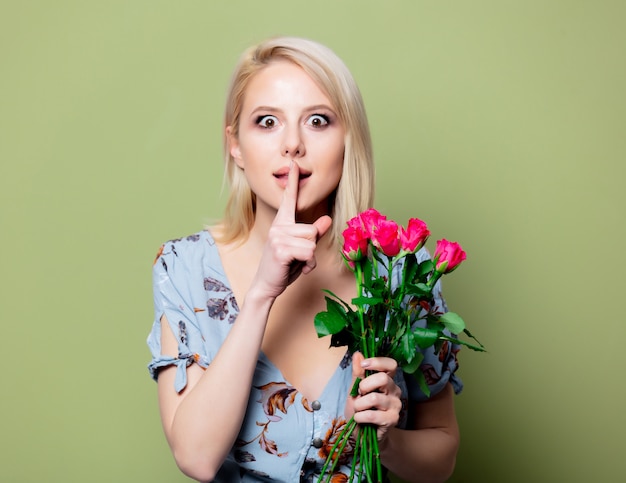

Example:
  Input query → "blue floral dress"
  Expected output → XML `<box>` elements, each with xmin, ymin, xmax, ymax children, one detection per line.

<box><xmin>147</xmin><ymin>230</ymin><xmax>462</xmax><ymax>482</ymax></box>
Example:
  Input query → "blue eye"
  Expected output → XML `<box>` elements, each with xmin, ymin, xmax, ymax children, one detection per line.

<box><xmin>307</xmin><ymin>114</ymin><xmax>329</xmax><ymax>127</ymax></box>
<box><xmin>257</xmin><ymin>115</ymin><xmax>278</xmax><ymax>128</ymax></box>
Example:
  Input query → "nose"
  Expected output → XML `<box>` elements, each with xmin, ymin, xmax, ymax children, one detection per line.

<box><xmin>281</xmin><ymin>125</ymin><xmax>305</xmax><ymax>158</ymax></box>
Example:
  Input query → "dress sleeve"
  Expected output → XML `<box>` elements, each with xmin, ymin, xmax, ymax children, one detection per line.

<box><xmin>402</xmin><ymin>248</ymin><xmax>464</xmax><ymax>403</ymax></box>
<box><xmin>146</xmin><ymin>241</ymin><xmax>210</xmax><ymax>393</ymax></box>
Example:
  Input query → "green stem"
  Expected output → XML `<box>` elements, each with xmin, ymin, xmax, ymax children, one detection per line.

<box><xmin>364</xmin><ymin>426</ymin><xmax>374</xmax><ymax>483</ymax></box>
<box><xmin>399</xmin><ymin>254</ymin><xmax>408</xmax><ymax>300</ymax></box>
<box><xmin>355</xmin><ymin>262</ymin><xmax>369</xmax><ymax>359</ymax></box>
<box><xmin>348</xmin><ymin>424</ymin><xmax>362</xmax><ymax>482</ymax></box>
<box><xmin>387</xmin><ymin>256</ymin><xmax>394</xmax><ymax>300</ymax></box>
<box><xmin>427</xmin><ymin>269</ymin><xmax>443</xmax><ymax>289</ymax></box>
<box><xmin>372</xmin><ymin>427</ymin><xmax>382</xmax><ymax>483</ymax></box>
<box><xmin>316</xmin><ymin>417</ymin><xmax>357</xmax><ymax>482</ymax></box>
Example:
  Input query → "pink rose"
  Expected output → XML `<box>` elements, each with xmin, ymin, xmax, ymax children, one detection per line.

<box><xmin>400</xmin><ymin>218</ymin><xmax>430</xmax><ymax>253</ymax></box>
<box><xmin>433</xmin><ymin>239</ymin><xmax>466</xmax><ymax>273</ymax></box>
<box><xmin>342</xmin><ymin>225</ymin><xmax>369</xmax><ymax>262</ymax></box>
<box><xmin>346</xmin><ymin>216</ymin><xmax>362</xmax><ymax>230</ymax></box>
<box><xmin>371</xmin><ymin>219</ymin><xmax>401</xmax><ymax>257</ymax></box>
<box><xmin>358</xmin><ymin>208</ymin><xmax>387</xmax><ymax>238</ymax></box>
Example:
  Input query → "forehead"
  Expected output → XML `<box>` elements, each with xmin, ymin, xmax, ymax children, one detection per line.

<box><xmin>242</xmin><ymin>61</ymin><xmax>334</xmax><ymax>110</ymax></box>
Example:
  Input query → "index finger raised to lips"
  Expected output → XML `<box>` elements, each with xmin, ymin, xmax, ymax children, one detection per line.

<box><xmin>274</xmin><ymin>160</ymin><xmax>299</xmax><ymax>224</ymax></box>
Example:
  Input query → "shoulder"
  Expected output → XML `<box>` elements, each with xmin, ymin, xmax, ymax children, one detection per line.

<box><xmin>152</xmin><ymin>230</ymin><xmax>220</xmax><ymax>278</ymax></box>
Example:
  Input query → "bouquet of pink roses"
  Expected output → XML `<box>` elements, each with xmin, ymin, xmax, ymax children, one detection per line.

<box><xmin>314</xmin><ymin>208</ymin><xmax>484</xmax><ymax>483</ymax></box>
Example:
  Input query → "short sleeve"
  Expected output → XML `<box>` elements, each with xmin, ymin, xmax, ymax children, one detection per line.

<box><xmin>146</xmin><ymin>241</ymin><xmax>210</xmax><ymax>393</ymax></box>
<box><xmin>401</xmin><ymin>248</ymin><xmax>464</xmax><ymax>402</ymax></box>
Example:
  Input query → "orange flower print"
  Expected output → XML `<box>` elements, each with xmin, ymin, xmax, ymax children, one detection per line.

<box><xmin>301</xmin><ymin>397</ymin><xmax>315</xmax><ymax>413</ymax></box>
<box><xmin>153</xmin><ymin>244</ymin><xmax>164</xmax><ymax>265</ymax></box>
<box><xmin>235</xmin><ymin>421</ymin><xmax>288</xmax><ymax>458</ymax></box>
<box><xmin>318</xmin><ymin>418</ymin><xmax>354</xmax><ymax>466</ymax></box>
<box><xmin>256</xmin><ymin>382</ymin><xmax>297</xmax><ymax>422</ymax></box>
<box><xmin>257</xmin><ymin>421</ymin><xmax>288</xmax><ymax>457</ymax></box>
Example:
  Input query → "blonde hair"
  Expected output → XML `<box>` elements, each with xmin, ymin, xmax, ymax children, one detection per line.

<box><xmin>218</xmin><ymin>36</ymin><xmax>374</xmax><ymax>247</ymax></box>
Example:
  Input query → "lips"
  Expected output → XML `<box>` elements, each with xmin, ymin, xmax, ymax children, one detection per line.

<box><xmin>273</xmin><ymin>166</ymin><xmax>312</xmax><ymax>181</ymax></box>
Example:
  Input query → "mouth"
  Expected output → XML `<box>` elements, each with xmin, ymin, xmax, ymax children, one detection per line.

<box><xmin>273</xmin><ymin>167</ymin><xmax>312</xmax><ymax>182</ymax></box>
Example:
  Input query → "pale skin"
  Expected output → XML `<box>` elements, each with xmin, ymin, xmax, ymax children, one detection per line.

<box><xmin>156</xmin><ymin>61</ymin><xmax>459</xmax><ymax>483</ymax></box>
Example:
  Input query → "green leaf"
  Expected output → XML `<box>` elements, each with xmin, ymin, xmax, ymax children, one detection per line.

<box><xmin>314</xmin><ymin>296</ymin><xmax>351</xmax><ymax>337</ymax></box>
<box><xmin>412</xmin><ymin>326</ymin><xmax>440</xmax><ymax>349</ymax></box>
<box><xmin>398</xmin><ymin>331</ymin><xmax>416</xmax><ymax>362</ymax></box>
<box><xmin>321</xmin><ymin>289</ymin><xmax>353</xmax><ymax>312</ymax></box>
<box><xmin>417</xmin><ymin>260</ymin><xmax>434</xmax><ymax>280</ymax></box>
<box><xmin>326</xmin><ymin>295</ymin><xmax>349</xmax><ymax>316</ymax></box>
<box><xmin>314</xmin><ymin>311</ymin><xmax>346</xmax><ymax>337</ymax></box>
<box><xmin>363</xmin><ymin>278</ymin><xmax>387</xmax><ymax>301</ymax></box>
<box><xmin>352</xmin><ymin>295</ymin><xmax>383</xmax><ymax>306</ymax></box>
<box><xmin>401</xmin><ymin>351</ymin><xmax>424</xmax><ymax>374</ymax></box>
<box><xmin>439</xmin><ymin>312</ymin><xmax>466</xmax><ymax>334</ymax></box>
<box><xmin>463</xmin><ymin>328</ymin><xmax>485</xmax><ymax>348</ymax></box>
<box><xmin>440</xmin><ymin>335</ymin><xmax>487</xmax><ymax>352</ymax></box>
<box><xmin>403</xmin><ymin>282</ymin><xmax>432</xmax><ymax>298</ymax></box>
<box><xmin>403</xmin><ymin>255</ymin><xmax>419</xmax><ymax>283</ymax></box>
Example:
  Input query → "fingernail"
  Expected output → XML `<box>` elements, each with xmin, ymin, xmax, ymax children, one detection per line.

<box><xmin>360</xmin><ymin>360</ymin><xmax>370</xmax><ymax>368</ymax></box>
<box><xmin>289</xmin><ymin>160</ymin><xmax>294</xmax><ymax>169</ymax></box>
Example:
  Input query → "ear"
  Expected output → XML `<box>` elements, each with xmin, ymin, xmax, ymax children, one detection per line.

<box><xmin>226</xmin><ymin>126</ymin><xmax>244</xmax><ymax>169</ymax></box>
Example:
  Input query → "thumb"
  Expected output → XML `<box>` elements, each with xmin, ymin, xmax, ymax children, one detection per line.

<box><xmin>313</xmin><ymin>215</ymin><xmax>333</xmax><ymax>241</ymax></box>
<box><xmin>351</xmin><ymin>351</ymin><xmax>366</xmax><ymax>391</ymax></box>
<box><xmin>345</xmin><ymin>351</ymin><xmax>365</xmax><ymax>417</ymax></box>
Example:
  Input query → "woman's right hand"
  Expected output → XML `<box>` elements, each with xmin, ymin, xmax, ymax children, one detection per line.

<box><xmin>250</xmin><ymin>161</ymin><xmax>332</xmax><ymax>300</ymax></box>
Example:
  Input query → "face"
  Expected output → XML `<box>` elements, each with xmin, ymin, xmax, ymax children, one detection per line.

<box><xmin>228</xmin><ymin>61</ymin><xmax>345</xmax><ymax>222</ymax></box>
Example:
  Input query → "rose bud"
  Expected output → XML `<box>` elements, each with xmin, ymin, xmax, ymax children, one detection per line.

<box><xmin>433</xmin><ymin>239</ymin><xmax>466</xmax><ymax>273</ymax></box>
<box><xmin>342</xmin><ymin>225</ymin><xmax>369</xmax><ymax>262</ymax></box>
<box><xmin>371</xmin><ymin>219</ymin><xmax>401</xmax><ymax>257</ymax></box>
<box><xmin>400</xmin><ymin>218</ymin><xmax>430</xmax><ymax>254</ymax></box>
<box><xmin>358</xmin><ymin>208</ymin><xmax>387</xmax><ymax>238</ymax></box>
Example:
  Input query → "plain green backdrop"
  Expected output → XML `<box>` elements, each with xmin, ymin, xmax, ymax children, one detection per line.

<box><xmin>1</xmin><ymin>1</ymin><xmax>625</xmax><ymax>482</ymax></box>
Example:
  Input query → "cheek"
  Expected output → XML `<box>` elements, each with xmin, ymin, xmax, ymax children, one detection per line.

<box><xmin>330</xmin><ymin>139</ymin><xmax>346</xmax><ymax>173</ymax></box>
<box><xmin>319</xmin><ymin>132</ymin><xmax>345</xmax><ymax>162</ymax></box>
<box><xmin>237</xmin><ymin>132</ymin><xmax>274</xmax><ymax>163</ymax></box>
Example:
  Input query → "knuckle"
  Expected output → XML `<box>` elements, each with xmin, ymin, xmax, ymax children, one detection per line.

<box><xmin>369</xmin><ymin>392</ymin><xmax>383</xmax><ymax>407</ymax></box>
<box><xmin>267</xmin><ymin>226</ymin><xmax>282</xmax><ymax>242</ymax></box>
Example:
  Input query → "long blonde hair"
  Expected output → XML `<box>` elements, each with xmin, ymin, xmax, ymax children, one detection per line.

<box><xmin>218</xmin><ymin>36</ymin><xmax>375</xmax><ymax>247</ymax></box>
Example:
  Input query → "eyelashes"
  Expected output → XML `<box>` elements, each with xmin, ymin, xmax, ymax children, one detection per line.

<box><xmin>255</xmin><ymin>113</ymin><xmax>332</xmax><ymax>129</ymax></box>
<box><xmin>307</xmin><ymin>114</ymin><xmax>330</xmax><ymax>127</ymax></box>
<box><xmin>256</xmin><ymin>115</ymin><xmax>278</xmax><ymax>128</ymax></box>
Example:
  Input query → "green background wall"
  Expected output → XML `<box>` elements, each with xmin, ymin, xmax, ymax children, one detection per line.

<box><xmin>1</xmin><ymin>1</ymin><xmax>624</xmax><ymax>482</ymax></box>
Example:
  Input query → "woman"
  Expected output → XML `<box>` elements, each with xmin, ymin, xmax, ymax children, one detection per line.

<box><xmin>148</xmin><ymin>36</ymin><xmax>462</xmax><ymax>482</ymax></box>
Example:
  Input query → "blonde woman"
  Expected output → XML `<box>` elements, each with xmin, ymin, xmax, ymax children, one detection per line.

<box><xmin>148</xmin><ymin>36</ymin><xmax>462</xmax><ymax>483</ymax></box>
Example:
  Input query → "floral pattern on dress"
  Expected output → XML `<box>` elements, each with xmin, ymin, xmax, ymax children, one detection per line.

<box><xmin>234</xmin><ymin>381</ymin><xmax>357</xmax><ymax>482</ymax></box>
<box><xmin>317</xmin><ymin>418</ymin><xmax>355</xmax><ymax>467</ymax></box>
<box><xmin>148</xmin><ymin>230</ymin><xmax>462</xmax><ymax>482</ymax></box>
<box><xmin>236</xmin><ymin>381</ymin><xmax>316</xmax><ymax>460</ymax></box>
<box><xmin>204</xmin><ymin>276</ymin><xmax>239</xmax><ymax>324</ymax></box>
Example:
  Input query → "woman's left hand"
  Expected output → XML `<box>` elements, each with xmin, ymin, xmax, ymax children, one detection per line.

<box><xmin>345</xmin><ymin>352</ymin><xmax>403</xmax><ymax>444</ymax></box>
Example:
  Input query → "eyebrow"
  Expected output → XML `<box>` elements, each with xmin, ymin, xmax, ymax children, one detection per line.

<box><xmin>249</xmin><ymin>104</ymin><xmax>336</xmax><ymax>116</ymax></box>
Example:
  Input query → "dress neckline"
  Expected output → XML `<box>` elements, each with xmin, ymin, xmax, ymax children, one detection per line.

<box><xmin>201</xmin><ymin>229</ymin><xmax>350</xmax><ymax>403</ymax></box>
